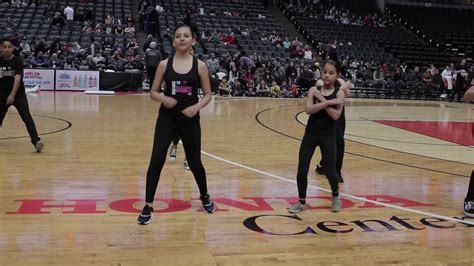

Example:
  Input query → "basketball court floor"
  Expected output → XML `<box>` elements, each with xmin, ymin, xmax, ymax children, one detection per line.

<box><xmin>1</xmin><ymin>92</ymin><xmax>473</xmax><ymax>264</ymax></box>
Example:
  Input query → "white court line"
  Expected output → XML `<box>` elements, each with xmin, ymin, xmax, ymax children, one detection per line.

<box><xmin>201</xmin><ymin>150</ymin><xmax>474</xmax><ymax>226</ymax></box>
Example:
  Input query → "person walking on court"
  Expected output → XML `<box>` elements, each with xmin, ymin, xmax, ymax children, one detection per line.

<box><xmin>0</xmin><ymin>39</ymin><xmax>44</xmax><ymax>152</ymax></box>
<box><xmin>145</xmin><ymin>41</ymin><xmax>161</xmax><ymax>88</ymax></box>
<box><xmin>289</xmin><ymin>60</ymin><xmax>345</xmax><ymax>213</ymax></box>
<box><xmin>138</xmin><ymin>23</ymin><xmax>215</xmax><ymax>225</ymax></box>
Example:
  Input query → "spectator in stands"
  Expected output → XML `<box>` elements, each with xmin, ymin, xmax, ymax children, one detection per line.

<box><xmin>373</xmin><ymin>67</ymin><xmax>384</xmax><ymax>83</ymax></box>
<box><xmin>451</xmin><ymin>69</ymin><xmax>467</xmax><ymax>103</ymax></box>
<box><xmin>8</xmin><ymin>34</ymin><xmax>19</xmax><ymax>49</ymax></box>
<box><xmin>19</xmin><ymin>38</ymin><xmax>31</xmax><ymax>57</ymax></box>
<box><xmin>89</xmin><ymin>37</ymin><xmax>98</xmax><ymax>57</ymax></box>
<box><xmin>328</xmin><ymin>40</ymin><xmax>338</xmax><ymax>61</ymax></box>
<box><xmin>246</xmin><ymin>78</ymin><xmax>256</xmax><ymax>96</ymax></box>
<box><xmin>104</xmin><ymin>21</ymin><xmax>114</xmax><ymax>34</ymax></box>
<box><xmin>422</xmin><ymin>69</ymin><xmax>432</xmax><ymax>85</ymax></box>
<box><xmin>64</xmin><ymin>5</ymin><xmax>74</xmax><ymax>31</ymax></box>
<box><xmin>102</xmin><ymin>37</ymin><xmax>113</xmax><ymax>51</ymax></box>
<box><xmin>47</xmin><ymin>53</ymin><xmax>61</xmax><ymax>68</ymax></box>
<box><xmin>147</xmin><ymin>5</ymin><xmax>159</xmax><ymax>38</ymax></box>
<box><xmin>33</xmin><ymin>39</ymin><xmax>47</xmax><ymax>57</ymax></box>
<box><xmin>228</xmin><ymin>66</ymin><xmax>238</xmax><ymax>85</ymax></box>
<box><xmin>52</xmin><ymin>11</ymin><xmax>66</xmax><ymax>29</ymax></box>
<box><xmin>133</xmin><ymin>55</ymin><xmax>145</xmax><ymax>71</ymax></box>
<box><xmin>115</xmin><ymin>25</ymin><xmax>124</xmax><ymax>36</ymax></box>
<box><xmin>231</xmin><ymin>79</ymin><xmax>244</xmax><ymax>96</ymax></box>
<box><xmin>289</xmin><ymin>82</ymin><xmax>299</xmax><ymax>97</ymax></box>
<box><xmin>123</xmin><ymin>54</ymin><xmax>136</xmax><ymax>70</ymax></box>
<box><xmin>93</xmin><ymin>52</ymin><xmax>105</xmax><ymax>65</ymax></box>
<box><xmin>31</xmin><ymin>51</ymin><xmax>48</xmax><ymax>68</ymax></box>
<box><xmin>298</xmin><ymin>65</ymin><xmax>315</xmax><ymax>89</ymax></box>
<box><xmin>283</xmin><ymin>38</ymin><xmax>291</xmax><ymax>51</ymax></box>
<box><xmin>155</xmin><ymin>2</ymin><xmax>164</xmax><ymax>13</ymax></box>
<box><xmin>48</xmin><ymin>38</ymin><xmax>61</xmax><ymax>56</ymax></box>
<box><xmin>429</xmin><ymin>64</ymin><xmax>437</xmax><ymax>76</ymax></box>
<box><xmin>408</xmin><ymin>67</ymin><xmax>422</xmax><ymax>84</ymax></box>
<box><xmin>138</xmin><ymin>0</ymin><xmax>149</xmax><ymax>12</ymax></box>
<box><xmin>272</xmin><ymin>61</ymin><xmax>286</xmax><ymax>85</ymax></box>
<box><xmin>125</xmin><ymin>23</ymin><xmax>135</xmax><ymax>35</ymax></box>
<box><xmin>218</xmin><ymin>77</ymin><xmax>231</xmax><ymax>96</ymax></box>
<box><xmin>82</xmin><ymin>21</ymin><xmax>93</xmax><ymax>32</ymax></box>
<box><xmin>313</xmin><ymin>62</ymin><xmax>322</xmax><ymax>80</ymax></box>
<box><xmin>221</xmin><ymin>33</ymin><xmax>236</xmax><ymax>45</ymax></box>
<box><xmin>270</xmin><ymin>80</ymin><xmax>282</xmax><ymax>98</ymax></box>
<box><xmin>241</xmin><ymin>69</ymin><xmax>254</xmax><ymax>84</ymax></box>
<box><xmin>161</xmin><ymin>28</ymin><xmax>171</xmax><ymax>42</ymax></box>
<box><xmin>63</xmin><ymin>58</ymin><xmax>75</xmax><ymax>70</ymax></box>
<box><xmin>303</xmin><ymin>46</ymin><xmax>313</xmax><ymax>63</ymax></box>
<box><xmin>70</xmin><ymin>42</ymin><xmax>82</xmax><ymax>54</ymax></box>
<box><xmin>256</xmin><ymin>79</ymin><xmax>270</xmax><ymax>97</ymax></box>
<box><xmin>93</xmin><ymin>23</ymin><xmax>103</xmax><ymax>33</ymax></box>
<box><xmin>206</xmin><ymin>53</ymin><xmax>220</xmax><ymax>74</ymax></box>
<box><xmin>286</xmin><ymin>61</ymin><xmax>298</xmax><ymax>84</ymax></box>
<box><xmin>143</xmin><ymin>34</ymin><xmax>153</xmax><ymax>52</ymax></box>
<box><xmin>105</xmin><ymin>14</ymin><xmax>114</xmax><ymax>25</ymax></box>
<box><xmin>58</xmin><ymin>44</ymin><xmax>69</xmax><ymax>59</ymax></box>
<box><xmin>291</xmin><ymin>45</ymin><xmax>304</xmax><ymax>59</ymax></box>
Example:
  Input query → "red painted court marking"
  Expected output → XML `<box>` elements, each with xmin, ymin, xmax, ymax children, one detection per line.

<box><xmin>375</xmin><ymin>120</ymin><xmax>474</xmax><ymax>146</ymax></box>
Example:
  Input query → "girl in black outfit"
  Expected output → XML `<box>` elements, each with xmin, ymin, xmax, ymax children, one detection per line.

<box><xmin>463</xmin><ymin>87</ymin><xmax>474</xmax><ymax>218</ymax></box>
<box><xmin>0</xmin><ymin>39</ymin><xmax>44</xmax><ymax>152</ymax></box>
<box><xmin>138</xmin><ymin>23</ymin><xmax>215</xmax><ymax>225</ymax></box>
<box><xmin>315</xmin><ymin>78</ymin><xmax>351</xmax><ymax>183</ymax></box>
<box><xmin>289</xmin><ymin>60</ymin><xmax>345</xmax><ymax>213</ymax></box>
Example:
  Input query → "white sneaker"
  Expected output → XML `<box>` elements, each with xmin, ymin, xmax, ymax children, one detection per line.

<box><xmin>35</xmin><ymin>141</ymin><xmax>44</xmax><ymax>153</ymax></box>
<box><xmin>169</xmin><ymin>145</ymin><xmax>177</xmax><ymax>161</ymax></box>
<box><xmin>183</xmin><ymin>160</ymin><xmax>190</xmax><ymax>170</ymax></box>
<box><xmin>331</xmin><ymin>196</ymin><xmax>341</xmax><ymax>212</ymax></box>
<box><xmin>288</xmin><ymin>202</ymin><xmax>307</xmax><ymax>213</ymax></box>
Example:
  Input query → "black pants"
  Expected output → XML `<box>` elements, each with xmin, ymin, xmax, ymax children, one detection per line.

<box><xmin>297</xmin><ymin>132</ymin><xmax>339</xmax><ymax>199</ymax></box>
<box><xmin>145</xmin><ymin>112</ymin><xmax>207</xmax><ymax>203</ymax></box>
<box><xmin>466</xmin><ymin>171</ymin><xmax>474</xmax><ymax>202</ymax></box>
<box><xmin>450</xmin><ymin>85</ymin><xmax>463</xmax><ymax>102</ymax></box>
<box><xmin>172</xmin><ymin>134</ymin><xmax>180</xmax><ymax>146</ymax></box>
<box><xmin>319</xmin><ymin>120</ymin><xmax>345</xmax><ymax>175</ymax></box>
<box><xmin>147</xmin><ymin>66</ymin><xmax>157</xmax><ymax>88</ymax></box>
<box><xmin>0</xmin><ymin>93</ymin><xmax>40</xmax><ymax>145</ymax></box>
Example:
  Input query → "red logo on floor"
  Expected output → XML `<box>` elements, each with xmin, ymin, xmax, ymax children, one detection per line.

<box><xmin>4</xmin><ymin>195</ymin><xmax>434</xmax><ymax>214</ymax></box>
<box><xmin>375</xmin><ymin>120</ymin><xmax>474</xmax><ymax>145</ymax></box>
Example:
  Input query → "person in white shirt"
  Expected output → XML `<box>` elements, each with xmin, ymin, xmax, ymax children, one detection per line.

<box><xmin>64</xmin><ymin>5</ymin><xmax>74</xmax><ymax>31</ymax></box>
<box><xmin>64</xmin><ymin>6</ymin><xmax>74</xmax><ymax>20</ymax></box>
<box><xmin>441</xmin><ymin>65</ymin><xmax>454</xmax><ymax>90</ymax></box>
<box><xmin>155</xmin><ymin>4</ymin><xmax>164</xmax><ymax>13</ymax></box>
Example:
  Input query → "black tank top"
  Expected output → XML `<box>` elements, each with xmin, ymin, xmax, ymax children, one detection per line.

<box><xmin>160</xmin><ymin>55</ymin><xmax>201</xmax><ymax>120</ymax></box>
<box><xmin>306</xmin><ymin>87</ymin><xmax>340</xmax><ymax>135</ymax></box>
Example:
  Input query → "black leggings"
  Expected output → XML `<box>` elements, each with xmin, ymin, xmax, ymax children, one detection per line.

<box><xmin>466</xmin><ymin>171</ymin><xmax>474</xmax><ymax>202</ymax></box>
<box><xmin>172</xmin><ymin>134</ymin><xmax>180</xmax><ymax>146</ymax></box>
<box><xmin>320</xmin><ymin>120</ymin><xmax>345</xmax><ymax>175</ymax></box>
<box><xmin>145</xmin><ymin>113</ymin><xmax>207</xmax><ymax>203</ymax></box>
<box><xmin>297</xmin><ymin>132</ymin><xmax>339</xmax><ymax>199</ymax></box>
<box><xmin>0</xmin><ymin>93</ymin><xmax>40</xmax><ymax>145</ymax></box>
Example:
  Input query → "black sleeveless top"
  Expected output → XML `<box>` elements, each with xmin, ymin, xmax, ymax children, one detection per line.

<box><xmin>306</xmin><ymin>87</ymin><xmax>340</xmax><ymax>135</ymax></box>
<box><xmin>160</xmin><ymin>55</ymin><xmax>201</xmax><ymax>120</ymax></box>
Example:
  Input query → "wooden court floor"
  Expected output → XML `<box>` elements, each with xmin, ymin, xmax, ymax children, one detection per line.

<box><xmin>0</xmin><ymin>92</ymin><xmax>473</xmax><ymax>265</ymax></box>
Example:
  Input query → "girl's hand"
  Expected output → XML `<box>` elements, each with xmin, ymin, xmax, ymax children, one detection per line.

<box><xmin>162</xmin><ymin>96</ymin><xmax>178</xmax><ymax>109</ymax></box>
<box><xmin>181</xmin><ymin>104</ymin><xmax>199</xmax><ymax>118</ymax></box>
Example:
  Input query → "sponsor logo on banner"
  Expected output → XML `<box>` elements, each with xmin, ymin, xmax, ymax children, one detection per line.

<box><xmin>23</xmin><ymin>69</ymin><xmax>55</xmax><ymax>90</ymax></box>
<box><xmin>55</xmin><ymin>70</ymin><xmax>99</xmax><ymax>91</ymax></box>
